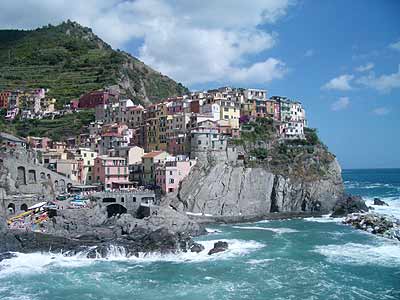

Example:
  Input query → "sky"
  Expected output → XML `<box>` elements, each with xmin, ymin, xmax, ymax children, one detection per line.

<box><xmin>0</xmin><ymin>0</ymin><xmax>399</xmax><ymax>169</ymax></box>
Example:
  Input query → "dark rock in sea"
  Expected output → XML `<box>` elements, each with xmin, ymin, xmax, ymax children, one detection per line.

<box><xmin>190</xmin><ymin>242</ymin><xmax>205</xmax><ymax>253</ymax></box>
<box><xmin>343</xmin><ymin>213</ymin><xmax>399</xmax><ymax>241</ymax></box>
<box><xmin>0</xmin><ymin>252</ymin><xmax>16</xmax><ymax>262</ymax></box>
<box><xmin>208</xmin><ymin>241</ymin><xmax>229</xmax><ymax>255</ymax></box>
<box><xmin>331</xmin><ymin>195</ymin><xmax>368</xmax><ymax>217</ymax></box>
<box><xmin>0</xmin><ymin>203</ymin><xmax>205</xmax><ymax>258</ymax></box>
<box><xmin>373</xmin><ymin>198</ymin><xmax>389</xmax><ymax>206</ymax></box>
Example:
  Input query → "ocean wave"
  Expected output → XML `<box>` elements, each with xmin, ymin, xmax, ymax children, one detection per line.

<box><xmin>205</xmin><ymin>228</ymin><xmax>222</xmax><ymax>234</ymax></box>
<box><xmin>0</xmin><ymin>239</ymin><xmax>265</xmax><ymax>276</ymax></box>
<box><xmin>232</xmin><ymin>226</ymin><xmax>299</xmax><ymax>234</ymax></box>
<box><xmin>246</xmin><ymin>258</ymin><xmax>275</xmax><ymax>265</ymax></box>
<box><xmin>364</xmin><ymin>196</ymin><xmax>400</xmax><ymax>219</ymax></box>
<box><xmin>304</xmin><ymin>214</ymin><xmax>344</xmax><ymax>223</ymax></box>
<box><xmin>344</xmin><ymin>181</ymin><xmax>400</xmax><ymax>191</ymax></box>
<box><xmin>313</xmin><ymin>242</ymin><xmax>400</xmax><ymax>267</ymax></box>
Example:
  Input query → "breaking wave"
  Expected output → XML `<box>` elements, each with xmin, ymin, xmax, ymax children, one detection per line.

<box><xmin>0</xmin><ymin>239</ymin><xmax>265</xmax><ymax>276</ymax></box>
<box><xmin>313</xmin><ymin>242</ymin><xmax>400</xmax><ymax>267</ymax></box>
<box><xmin>232</xmin><ymin>226</ymin><xmax>299</xmax><ymax>234</ymax></box>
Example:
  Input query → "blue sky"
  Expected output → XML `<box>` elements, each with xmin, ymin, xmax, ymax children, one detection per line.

<box><xmin>1</xmin><ymin>0</ymin><xmax>399</xmax><ymax>168</ymax></box>
<box><xmin>259</xmin><ymin>1</ymin><xmax>400</xmax><ymax>169</ymax></box>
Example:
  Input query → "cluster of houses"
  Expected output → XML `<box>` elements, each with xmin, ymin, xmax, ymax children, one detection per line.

<box><xmin>0</xmin><ymin>88</ymin><xmax>60</xmax><ymax>120</ymax></box>
<box><xmin>1</xmin><ymin>86</ymin><xmax>307</xmax><ymax>195</ymax></box>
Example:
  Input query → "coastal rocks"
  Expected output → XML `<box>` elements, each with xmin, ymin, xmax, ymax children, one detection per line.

<box><xmin>0</xmin><ymin>202</ymin><xmax>206</xmax><ymax>259</ymax></box>
<box><xmin>343</xmin><ymin>213</ymin><xmax>400</xmax><ymax>241</ymax></box>
<box><xmin>330</xmin><ymin>195</ymin><xmax>369</xmax><ymax>217</ymax></box>
<box><xmin>170</xmin><ymin>151</ymin><xmax>344</xmax><ymax>218</ymax></box>
<box><xmin>373</xmin><ymin>198</ymin><xmax>389</xmax><ymax>206</ymax></box>
<box><xmin>0</xmin><ymin>252</ymin><xmax>16</xmax><ymax>262</ymax></box>
<box><xmin>190</xmin><ymin>242</ymin><xmax>205</xmax><ymax>253</ymax></box>
<box><xmin>208</xmin><ymin>241</ymin><xmax>229</xmax><ymax>255</ymax></box>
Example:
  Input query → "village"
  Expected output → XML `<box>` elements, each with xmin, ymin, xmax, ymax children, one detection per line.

<box><xmin>1</xmin><ymin>86</ymin><xmax>307</xmax><ymax>196</ymax></box>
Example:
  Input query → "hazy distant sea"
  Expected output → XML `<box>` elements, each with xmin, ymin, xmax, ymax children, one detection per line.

<box><xmin>1</xmin><ymin>169</ymin><xmax>399</xmax><ymax>300</ymax></box>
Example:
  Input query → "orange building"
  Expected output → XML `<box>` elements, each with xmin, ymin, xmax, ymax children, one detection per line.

<box><xmin>0</xmin><ymin>91</ymin><xmax>11</xmax><ymax>109</ymax></box>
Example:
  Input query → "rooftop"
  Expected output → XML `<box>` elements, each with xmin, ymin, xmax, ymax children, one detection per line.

<box><xmin>142</xmin><ymin>151</ymin><xmax>165</xmax><ymax>158</ymax></box>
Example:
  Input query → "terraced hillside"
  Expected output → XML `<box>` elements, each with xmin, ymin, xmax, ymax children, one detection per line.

<box><xmin>0</xmin><ymin>109</ymin><xmax>95</xmax><ymax>141</ymax></box>
<box><xmin>0</xmin><ymin>20</ymin><xmax>188</xmax><ymax>107</ymax></box>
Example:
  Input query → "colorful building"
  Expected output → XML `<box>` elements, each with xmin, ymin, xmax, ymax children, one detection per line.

<box><xmin>142</xmin><ymin>151</ymin><xmax>171</xmax><ymax>185</ymax></box>
<box><xmin>156</xmin><ymin>156</ymin><xmax>196</xmax><ymax>193</ymax></box>
<box><xmin>93</xmin><ymin>156</ymin><xmax>129</xmax><ymax>190</ymax></box>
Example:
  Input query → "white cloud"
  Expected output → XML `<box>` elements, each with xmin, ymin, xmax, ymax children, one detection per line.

<box><xmin>0</xmin><ymin>0</ymin><xmax>292</xmax><ymax>86</ymax></box>
<box><xmin>389</xmin><ymin>40</ymin><xmax>400</xmax><ymax>51</ymax></box>
<box><xmin>331</xmin><ymin>97</ymin><xmax>350</xmax><ymax>111</ymax></box>
<box><xmin>355</xmin><ymin>62</ymin><xmax>374</xmax><ymax>72</ymax></box>
<box><xmin>322</xmin><ymin>74</ymin><xmax>354</xmax><ymax>91</ymax></box>
<box><xmin>356</xmin><ymin>65</ymin><xmax>400</xmax><ymax>93</ymax></box>
<box><xmin>372</xmin><ymin>107</ymin><xmax>390</xmax><ymax>116</ymax></box>
<box><xmin>304</xmin><ymin>49</ymin><xmax>314</xmax><ymax>57</ymax></box>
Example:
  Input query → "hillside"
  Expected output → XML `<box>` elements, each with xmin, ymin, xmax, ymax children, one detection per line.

<box><xmin>0</xmin><ymin>20</ymin><xmax>188</xmax><ymax>107</ymax></box>
<box><xmin>0</xmin><ymin>109</ymin><xmax>94</xmax><ymax>141</ymax></box>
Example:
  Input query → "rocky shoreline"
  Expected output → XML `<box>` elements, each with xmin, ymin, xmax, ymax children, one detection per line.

<box><xmin>343</xmin><ymin>213</ymin><xmax>400</xmax><ymax>241</ymax></box>
<box><xmin>2</xmin><ymin>193</ymin><xmax>399</xmax><ymax>262</ymax></box>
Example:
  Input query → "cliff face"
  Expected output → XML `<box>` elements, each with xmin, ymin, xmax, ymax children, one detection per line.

<box><xmin>170</xmin><ymin>149</ymin><xmax>344</xmax><ymax>218</ymax></box>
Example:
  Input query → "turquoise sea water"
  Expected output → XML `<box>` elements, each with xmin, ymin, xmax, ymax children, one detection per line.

<box><xmin>1</xmin><ymin>169</ymin><xmax>400</xmax><ymax>300</ymax></box>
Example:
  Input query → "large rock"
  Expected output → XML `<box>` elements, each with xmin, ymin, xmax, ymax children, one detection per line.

<box><xmin>373</xmin><ymin>198</ymin><xmax>389</xmax><ymax>206</ymax></box>
<box><xmin>169</xmin><ymin>151</ymin><xmax>344</xmax><ymax>218</ymax></box>
<box><xmin>208</xmin><ymin>241</ymin><xmax>229</xmax><ymax>255</ymax></box>
<box><xmin>331</xmin><ymin>195</ymin><xmax>369</xmax><ymax>217</ymax></box>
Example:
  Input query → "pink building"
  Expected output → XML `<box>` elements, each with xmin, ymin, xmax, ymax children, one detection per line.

<box><xmin>156</xmin><ymin>157</ymin><xmax>196</xmax><ymax>194</ymax></box>
<box><xmin>93</xmin><ymin>156</ymin><xmax>129</xmax><ymax>190</ymax></box>
<box><xmin>167</xmin><ymin>99</ymin><xmax>184</xmax><ymax>115</ymax></box>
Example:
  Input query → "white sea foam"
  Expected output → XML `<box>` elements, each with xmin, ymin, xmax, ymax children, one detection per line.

<box><xmin>0</xmin><ymin>239</ymin><xmax>265</xmax><ymax>276</ymax></box>
<box><xmin>232</xmin><ymin>226</ymin><xmax>299</xmax><ymax>234</ymax></box>
<box><xmin>313</xmin><ymin>242</ymin><xmax>400</xmax><ymax>267</ymax></box>
<box><xmin>246</xmin><ymin>258</ymin><xmax>275</xmax><ymax>265</ymax></box>
<box><xmin>255</xmin><ymin>219</ymin><xmax>270</xmax><ymax>223</ymax></box>
<box><xmin>364</xmin><ymin>197</ymin><xmax>400</xmax><ymax>219</ymax></box>
<box><xmin>0</xmin><ymin>252</ymin><xmax>94</xmax><ymax>277</ymax></box>
<box><xmin>304</xmin><ymin>214</ymin><xmax>344</xmax><ymax>223</ymax></box>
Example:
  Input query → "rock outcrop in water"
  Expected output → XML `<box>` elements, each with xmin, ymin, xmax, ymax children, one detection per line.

<box><xmin>0</xmin><ymin>203</ymin><xmax>205</xmax><ymax>258</ymax></box>
<box><xmin>343</xmin><ymin>213</ymin><xmax>400</xmax><ymax>241</ymax></box>
<box><xmin>169</xmin><ymin>147</ymin><xmax>344</xmax><ymax>220</ymax></box>
<box><xmin>330</xmin><ymin>195</ymin><xmax>369</xmax><ymax>217</ymax></box>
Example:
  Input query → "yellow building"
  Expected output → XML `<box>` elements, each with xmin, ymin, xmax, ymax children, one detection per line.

<box><xmin>219</xmin><ymin>100</ymin><xmax>240</xmax><ymax>129</ymax></box>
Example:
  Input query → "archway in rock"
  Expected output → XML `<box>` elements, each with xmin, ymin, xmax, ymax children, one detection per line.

<box><xmin>106</xmin><ymin>204</ymin><xmax>127</xmax><ymax>218</ymax></box>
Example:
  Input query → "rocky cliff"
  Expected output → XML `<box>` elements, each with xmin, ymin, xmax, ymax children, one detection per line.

<box><xmin>169</xmin><ymin>146</ymin><xmax>344</xmax><ymax>220</ymax></box>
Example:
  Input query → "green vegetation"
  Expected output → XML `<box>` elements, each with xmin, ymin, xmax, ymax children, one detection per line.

<box><xmin>249</xmin><ymin>148</ymin><xmax>268</xmax><ymax>160</ymax></box>
<box><xmin>1</xmin><ymin>110</ymin><xmax>94</xmax><ymax>141</ymax></box>
<box><xmin>231</xmin><ymin>117</ymin><xmax>335</xmax><ymax>179</ymax></box>
<box><xmin>0</xmin><ymin>20</ymin><xmax>188</xmax><ymax>107</ymax></box>
<box><xmin>234</xmin><ymin>118</ymin><xmax>275</xmax><ymax>145</ymax></box>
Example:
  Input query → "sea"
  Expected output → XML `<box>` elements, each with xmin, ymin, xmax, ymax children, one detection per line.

<box><xmin>1</xmin><ymin>169</ymin><xmax>399</xmax><ymax>300</ymax></box>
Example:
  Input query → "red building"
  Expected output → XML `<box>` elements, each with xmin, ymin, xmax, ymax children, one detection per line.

<box><xmin>78</xmin><ymin>91</ymin><xmax>112</xmax><ymax>109</ymax></box>
<box><xmin>190</xmin><ymin>100</ymin><xmax>200</xmax><ymax>113</ymax></box>
<box><xmin>70</xmin><ymin>99</ymin><xmax>79</xmax><ymax>110</ymax></box>
<box><xmin>0</xmin><ymin>91</ymin><xmax>11</xmax><ymax>109</ymax></box>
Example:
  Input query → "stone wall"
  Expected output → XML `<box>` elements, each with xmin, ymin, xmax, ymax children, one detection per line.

<box><xmin>0</xmin><ymin>148</ymin><xmax>74</xmax><ymax>215</ymax></box>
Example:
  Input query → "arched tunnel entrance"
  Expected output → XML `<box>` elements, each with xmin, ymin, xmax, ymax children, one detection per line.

<box><xmin>20</xmin><ymin>203</ymin><xmax>28</xmax><ymax>212</ymax></box>
<box><xmin>106</xmin><ymin>204</ymin><xmax>127</xmax><ymax>218</ymax></box>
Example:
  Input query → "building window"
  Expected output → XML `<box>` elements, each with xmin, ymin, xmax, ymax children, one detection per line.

<box><xmin>133</xmin><ymin>197</ymin><xmax>136</xmax><ymax>202</ymax></box>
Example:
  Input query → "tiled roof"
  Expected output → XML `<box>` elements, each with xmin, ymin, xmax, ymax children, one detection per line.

<box><xmin>142</xmin><ymin>151</ymin><xmax>165</xmax><ymax>158</ymax></box>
